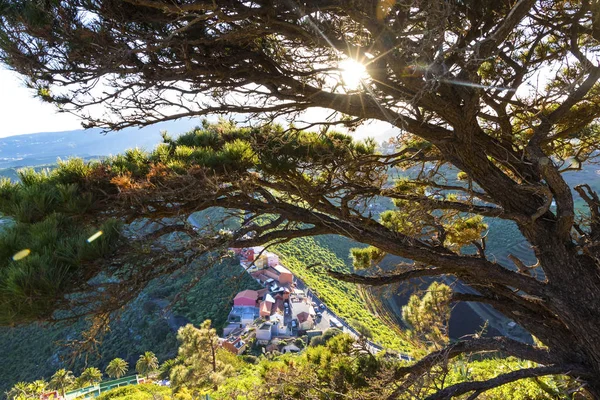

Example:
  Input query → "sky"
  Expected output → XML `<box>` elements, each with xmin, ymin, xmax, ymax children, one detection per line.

<box><xmin>0</xmin><ymin>67</ymin><xmax>82</xmax><ymax>138</ymax></box>
<box><xmin>0</xmin><ymin>65</ymin><xmax>396</xmax><ymax>141</ymax></box>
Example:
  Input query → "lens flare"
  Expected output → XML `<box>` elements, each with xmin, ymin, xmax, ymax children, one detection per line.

<box><xmin>12</xmin><ymin>249</ymin><xmax>31</xmax><ymax>261</ymax></box>
<box><xmin>339</xmin><ymin>59</ymin><xmax>368</xmax><ymax>90</ymax></box>
<box><xmin>87</xmin><ymin>230</ymin><xmax>103</xmax><ymax>243</ymax></box>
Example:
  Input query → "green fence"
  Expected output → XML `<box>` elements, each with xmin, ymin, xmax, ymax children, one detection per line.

<box><xmin>64</xmin><ymin>375</ymin><xmax>141</xmax><ymax>399</ymax></box>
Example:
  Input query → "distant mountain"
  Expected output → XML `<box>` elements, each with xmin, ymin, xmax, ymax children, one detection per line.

<box><xmin>0</xmin><ymin>119</ymin><xmax>201</xmax><ymax>169</ymax></box>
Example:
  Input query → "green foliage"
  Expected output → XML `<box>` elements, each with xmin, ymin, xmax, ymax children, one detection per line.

<box><xmin>274</xmin><ymin>236</ymin><xmax>408</xmax><ymax>351</ymax></box>
<box><xmin>158</xmin><ymin>358</ymin><xmax>181</xmax><ymax>380</ymax></box>
<box><xmin>6</xmin><ymin>380</ymin><xmax>48</xmax><ymax>400</ymax></box>
<box><xmin>49</xmin><ymin>369</ymin><xmax>75</xmax><ymax>396</ymax></box>
<box><xmin>54</xmin><ymin>158</ymin><xmax>95</xmax><ymax>184</ymax></box>
<box><xmin>444</xmin><ymin>215</ymin><xmax>488</xmax><ymax>250</ymax></box>
<box><xmin>105</xmin><ymin>358</ymin><xmax>129</xmax><ymax>379</ymax></box>
<box><xmin>444</xmin><ymin>357</ymin><xmax>582</xmax><ymax>399</ymax></box>
<box><xmin>110</xmin><ymin>148</ymin><xmax>150</xmax><ymax>177</ymax></box>
<box><xmin>0</xmin><ymin>215</ymin><xmax>121</xmax><ymax>325</ymax></box>
<box><xmin>0</xmin><ymin>255</ymin><xmax>259</xmax><ymax>393</ymax></box>
<box><xmin>309</xmin><ymin>328</ymin><xmax>343</xmax><ymax>347</ymax></box>
<box><xmin>135</xmin><ymin>352</ymin><xmax>159</xmax><ymax>378</ymax></box>
<box><xmin>170</xmin><ymin>321</ymin><xmax>234</xmax><ymax>395</ymax></box>
<box><xmin>96</xmin><ymin>384</ymin><xmax>170</xmax><ymax>400</ymax></box>
<box><xmin>76</xmin><ymin>367</ymin><xmax>102</xmax><ymax>388</ymax></box>
<box><xmin>213</xmin><ymin>333</ymin><xmax>386</xmax><ymax>399</ymax></box>
<box><xmin>170</xmin><ymin>257</ymin><xmax>261</xmax><ymax>330</ymax></box>
<box><xmin>402</xmin><ymin>282</ymin><xmax>453</xmax><ymax>350</ymax></box>
<box><xmin>351</xmin><ymin>246</ymin><xmax>385</xmax><ymax>270</ymax></box>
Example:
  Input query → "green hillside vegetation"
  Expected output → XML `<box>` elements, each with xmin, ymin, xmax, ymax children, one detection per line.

<box><xmin>0</xmin><ymin>255</ymin><xmax>259</xmax><ymax>394</ymax></box>
<box><xmin>10</xmin><ymin>322</ymin><xmax>577</xmax><ymax>400</ymax></box>
<box><xmin>1</xmin><ymin>121</ymin><xmax>597</xmax><ymax>395</ymax></box>
<box><xmin>211</xmin><ymin>340</ymin><xmax>570</xmax><ymax>399</ymax></box>
<box><xmin>96</xmin><ymin>384</ymin><xmax>170</xmax><ymax>400</ymax></box>
<box><xmin>275</xmin><ymin>236</ymin><xmax>408</xmax><ymax>351</ymax></box>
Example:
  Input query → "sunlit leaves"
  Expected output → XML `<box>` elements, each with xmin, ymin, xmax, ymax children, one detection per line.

<box><xmin>444</xmin><ymin>215</ymin><xmax>487</xmax><ymax>250</ymax></box>
<box><xmin>351</xmin><ymin>246</ymin><xmax>386</xmax><ymax>270</ymax></box>
<box><xmin>402</xmin><ymin>282</ymin><xmax>452</xmax><ymax>350</ymax></box>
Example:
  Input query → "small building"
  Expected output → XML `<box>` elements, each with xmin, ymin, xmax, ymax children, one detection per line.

<box><xmin>264</xmin><ymin>293</ymin><xmax>276</xmax><ymax>304</ymax></box>
<box><xmin>263</xmin><ymin>268</ymin><xmax>280</xmax><ymax>281</ymax></box>
<box><xmin>254</xmin><ymin>253</ymin><xmax>269</xmax><ymax>268</ymax></box>
<box><xmin>256</xmin><ymin>322</ymin><xmax>273</xmax><ymax>343</ymax></box>
<box><xmin>272</xmin><ymin>264</ymin><xmax>293</xmax><ymax>284</ymax></box>
<box><xmin>234</xmin><ymin>290</ymin><xmax>259</xmax><ymax>307</ymax></box>
<box><xmin>221</xmin><ymin>335</ymin><xmax>247</xmax><ymax>355</ymax></box>
<box><xmin>297</xmin><ymin>311</ymin><xmax>315</xmax><ymax>331</ymax></box>
<box><xmin>273</xmin><ymin>297</ymin><xmax>285</xmax><ymax>315</ymax></box>
<box><xmin>267</xmin><ymin>253</ymin><xmax>279</xmax><ymax>267</ymax></box>
<box><xmin>241</xmin><ymin>248</ymin><xmax>255</xmax><ymax>262</ymax></box>
<box><xmin>228</xmin><ymin>305</ymin><xmax>260</xmax><ymax>325</ymax></box>
<box><xmin>40</xmin><ymin>391</ymin><xmax>60</xmax><ymax>400</ymax></box>
<box><xmin>259</xmin><ymin>300</ymin><xmax>273</xmax><ymax>317</ymax></box>
<box><xmin>223</xmin><ymin>322</ymin><xmax>244</xmax><ymax>337</ymax></box>
<box><xmin>250</xmin><ymin>271</ymin><xmax>270</xmax><ymax>285</ymax></box>
<box><xmin>270</xmin><ymin>313</ymin><xmax>288</xmax><ymax>336</ymax></box>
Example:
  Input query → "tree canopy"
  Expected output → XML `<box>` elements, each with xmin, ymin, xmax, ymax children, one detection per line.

<box><xmin>2</xmin><ymin>0</ymin><xmax>600</xmax><ymax>397</ymax></box>
<box><xmin>105</xmin><ymin>358</ymin><xmax>129</xmax><ymax>379</ymax></box>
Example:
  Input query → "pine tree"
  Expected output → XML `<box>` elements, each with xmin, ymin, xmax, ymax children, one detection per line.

<box><xmin>170</xmin><ymin>321</ymin><xmax>233</xmax><ymax>393</ymax></box>
<box><xmin>3</xmin><ymin>0</ymin><xmax>600</xmax><ymax>395</ymax></box>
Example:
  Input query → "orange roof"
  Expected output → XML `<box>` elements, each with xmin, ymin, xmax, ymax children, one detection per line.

<box><xmin>234</xmin><ymin>290</ymin><xmax>258</xmax><ymax>301</ymax></box>
<box><xmin>259</xmin><ymin>301</ymin><xmax>272</xmax><ymax>314</ymax></box>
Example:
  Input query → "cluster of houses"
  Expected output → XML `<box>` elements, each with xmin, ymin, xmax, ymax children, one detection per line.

<box><xmin>219</xmin><ymin>246</ymin><xmax>323</xmax><ymax>355</ymax></box>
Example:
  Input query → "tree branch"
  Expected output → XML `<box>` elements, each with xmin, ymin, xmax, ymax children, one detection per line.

<box><xmin>425</xmin><ymin>364</ymin><xmax>586</xmax><ymax>400</ymax></box>
<box><xmin>387</xmin><ymin>336</ymin><xmax>559</xmax><ymax>399</ymax></box>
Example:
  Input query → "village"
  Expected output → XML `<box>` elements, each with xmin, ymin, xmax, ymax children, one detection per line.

<box><xmin>218</xmin><ymin>246</ymin><xmax>345</xmax><ymax>356</ymax></box>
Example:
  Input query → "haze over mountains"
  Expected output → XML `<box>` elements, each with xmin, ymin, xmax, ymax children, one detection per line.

<box><xmin>0</xmin><ymin>119</ymin><xmax>398</xmax><ymax>172</ymax></box>
<box><xmin>0</xmin><ymin>119</ymin><xmax>202</xmax><ymax>170</ymax></box>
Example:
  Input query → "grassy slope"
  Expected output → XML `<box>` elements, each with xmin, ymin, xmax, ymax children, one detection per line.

<box><xmin>274</xmin><ymin>235</ymin><xmax>409</xmax><ymax>351</ymax></box>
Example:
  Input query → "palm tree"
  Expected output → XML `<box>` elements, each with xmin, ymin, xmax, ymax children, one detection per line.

<box><xmin>6</xmin><ymin>382</ymin><xmax>30</xmax><ymax>400</ymax></box>
<box><xmin>29</xmin><ymin>381</ymin><xmax>47</xmax><ymax>397</ymax></box>
<box><xmin>105</xmin><ymin>358</ymin><xmax>129</xmax><ymax>379</ymax></box>
<box><xmin>158</xmin><ymin>358</ymin><xmax>181</xmax><ymax>380</ymax></box>
<box><xmin>49</xmin><ymin>369</ymin><xmax>75</xmax><ymax>397</ymax></box>
<box><xmin>78</xmin><ymin>367</ymin><xmax>102</xmax><ymax>387</ymax></box>
<box><xmin>6</xmin><ymin>381</ymin><xmax>47</xmax><ymax>400</ymax></box>
<box><xmin>135</xmin><ymin>351</ymin><xmax>159</xmax><ymax>379</ymax></box>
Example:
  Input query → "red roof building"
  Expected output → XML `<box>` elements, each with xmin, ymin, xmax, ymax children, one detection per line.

<box><xmin>233</xmin><ymin>290</ymin><xmax>259</xmax><ymax>307</ymax></box>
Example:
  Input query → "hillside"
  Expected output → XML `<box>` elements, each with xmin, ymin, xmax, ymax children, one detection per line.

<box><xmin>2</xmin><ymin>125</ymin><xmax>600</xmax><ymax>395</ymax></box>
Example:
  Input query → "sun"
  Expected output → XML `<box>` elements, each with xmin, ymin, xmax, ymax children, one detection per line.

<box><xmin>339</xmin><ymin>58</ymin><xmax>368</xmax><ymax>90</ymax></box>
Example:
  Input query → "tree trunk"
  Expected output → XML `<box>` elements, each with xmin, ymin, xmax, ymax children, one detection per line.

<box><xmin>516</xmin><ymin>222</ymin><xmax>600</xmax><ymax>395</ymax></box>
